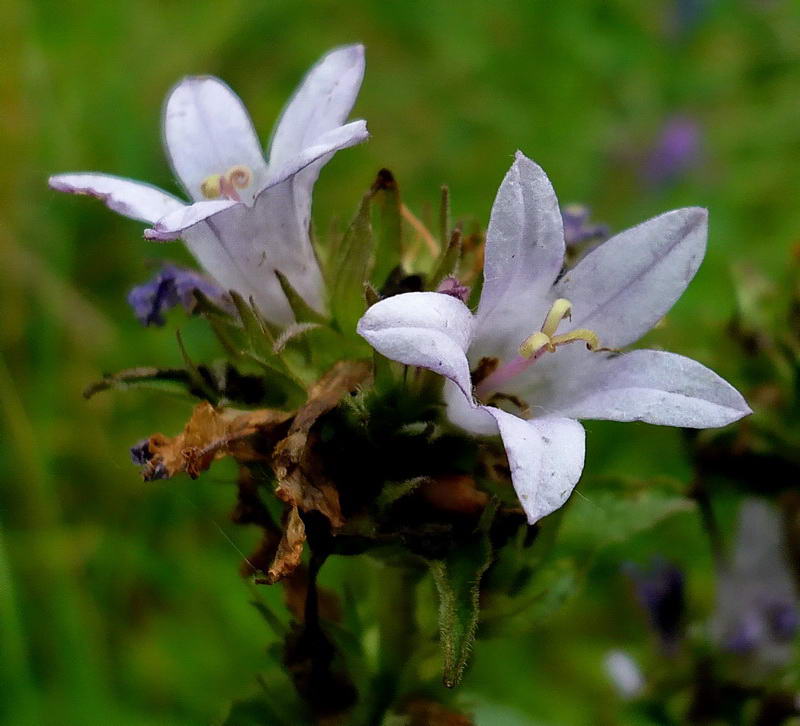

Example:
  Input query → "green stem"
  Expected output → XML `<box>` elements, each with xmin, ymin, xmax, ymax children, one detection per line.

<box><xmin>369</xmin><ymin>564</ymin><xmax>419</xmax><ymax>721</ymax></box>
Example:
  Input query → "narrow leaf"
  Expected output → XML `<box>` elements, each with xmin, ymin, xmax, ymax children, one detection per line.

<box><xmin>176</xmin><ymin>329</ymin><xmax>218</xmax><ymax>402</ymax></box>
<box><xmin>330</xmin><ymin>192</ymin><xmax>374</xmax><ymax>335</ymax></box>
<box><xmin>371</xmin><ymin>169</ymin><xmax>403</xmax><ymax>288</ymax></box>
<box><xmin>275</xmin><ymin>271</ymin><xmax>328</xmax><ymax>325</ymax></box>
<box><xmin>439</xmin><ymin>184</ymin><xmax>450</xmax><ymax>247</ymax></box>
<box><xmin>429</xmin><ymin>227</ymin><xmax>463</xmax><ymax>290</ymax></box>
<box><xmin>430</xmin><ymin>499</ymin><xmax>497</xmax><ymax>687</ymax></box>
<box><xmin>83</xmin><ymin>367</ymin><xmax>195</xmax><ymax>399</ymax></box>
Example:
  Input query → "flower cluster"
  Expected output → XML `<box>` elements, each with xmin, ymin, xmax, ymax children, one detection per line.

<box><xmin>51</xmin><ymin>44</ymin><xmax>749</xmax><ymax>530</ymax></box>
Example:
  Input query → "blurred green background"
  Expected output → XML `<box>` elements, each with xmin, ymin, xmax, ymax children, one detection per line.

<box><xmin>3</xmin><ymin>1</ymin><xmax>800</xmax><ymax>723</ymax></box>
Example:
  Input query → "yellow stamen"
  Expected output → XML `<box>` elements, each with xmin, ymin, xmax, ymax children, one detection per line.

<box><xmin>551</xmin><ymin>328</ymin><xmax>614</xmax><ymax>352</ymax></box>
<box><xmin>519</xmin><ymin>331</ymin><xmax>553</xmax><ymax>359</ymax></box>
<box><xmin>541</xmin><ymin>298</ymin><xmax>572</xmax><ymax>338</ymax></box>
<box><xmin>200</xmin><ymin>174</ymin><xmax>222</xmax><ymax>199</ymax></box>
<box><xmin>226</xmin><ymin>164</ymin><xmax>253</xmax><ymax>189</ymax></box>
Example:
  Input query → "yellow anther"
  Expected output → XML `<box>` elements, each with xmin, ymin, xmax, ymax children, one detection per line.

<box><xmin>225</xmin><ymin>164</ymin><xmax>253</xmax><ymax>189</ymax></box>
<box><xmin>200</xmin><ymin>174</ymin><xmax>222</xmax><ymax>199</ymax></box>
<box><xmin>551</xmin><ymin>328</ymin><xmax>602</xmax><ymax>351</ymax></box>
<box><xmin>541</xmin><ymin>298</ymin><xmax>572</xmax><ymax>338</ymax></box>
<box><xmin>519</xmin><ymin>331</ymin><xmax>554</xmax><ymax>359</ymax></box>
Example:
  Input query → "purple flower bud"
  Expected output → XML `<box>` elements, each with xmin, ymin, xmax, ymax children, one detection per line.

<box><xmin>561</xmin><ymin>205</ymin><xmax>609</xmax><ymax>247</ymax></box>
<box><xmin>625</xmin><ymin>559</ymin><xmax>685</xmax><ymax>651</ymax></box>
<box><xmin>436</xmin><ymin>276</ymin><xmax>470</xmax><ymax>303</ymax></box>
<box><xmin>129</xmin><ymin>438</ymin><xmax>153</xmax><ymax>466</ymax></box>
<box><xmin>723</xmin><ymin>610</ymin><xmax>764</xmax><ymax>654</ymax></box>
<box><xmin>766</xmin><ymin>599</ymin><xmax>799</xmax><ymax>642</ymax></box>
<box><xmin>127</xmin><ymin>264</ymin><xmax>232</xmax><ymax>326</ymax></box>
<box><xmin>644</xmin><ymin>116</ymin><xmax>702</xmax><ymax>185</ymax></box>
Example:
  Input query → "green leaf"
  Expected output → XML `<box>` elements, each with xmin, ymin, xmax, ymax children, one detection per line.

<box><xmin>330</xmin><ymin>192</ymin><xmax>374</xmax><ymax>336</ymax></box>
<box><xmin>175</xmin><ymin>329</ymin><xmax>218</xmax><ymax>403</ymax></box>
<box><xmin>275</xmin><ymin>270</ymin><xmax>328</xmax><ymax>325</ymax></box>
<box><xmin>371</xmin><ymin>169</ymin><xmax>403</xmax><ymax>288</ymax></box>
<box><xmin>429</xmin><ymin>499</ymin><xmax>498</xmax><ymax>687</ymax></box>
<box><xmin>559</xmin><ymin>479</ymin><xmax>695</xmax><ymax>551</ymax></box>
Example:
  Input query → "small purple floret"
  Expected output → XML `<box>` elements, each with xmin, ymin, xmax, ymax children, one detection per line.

<box><xmin>127</xmin><ymin>264</ymin><xmax>231</xmax><ymax>326</ymax></box>
<box><xmin>644</xmin><ymin>116</ymin><xmax>702</xmax><ymax>185</ymax></box>
<box><xmin>561</xmin><ymin>205</ymin><xmax>609</xmax><ymax>247</ymax></box>
<box><xmin>625</xmin><ymin>559</ymin><xmax>686</xmax><ymax>650</ymax></box>
<box><xmin>129</xmin><ymin>438</ymin><xmax>153</xmax><ymax>466</ymax></box>
<box><xmin>436</xmin><ymin>276</ymin><xmax>471</xmax><ymax>303</ymax></box>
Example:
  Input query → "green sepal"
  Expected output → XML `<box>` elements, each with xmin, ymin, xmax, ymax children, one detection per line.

<box><xmin>175</xmin><ymin>329</ymin><xmax>219</xmax><ymax>403</ymax></box>
<box><xmin>439</xmin><ymin>184</ymin><xmax>450</xmax><ymax>248</ymax></box>
<box><xmin>229</xmin><ymin>290</ymin><xmax>276</xmax><ymax>360</ymax></box>
<box><xmin>429</xmin><ymin>497</ymin><xmax>498</xmax><ymax>688</ymax></box>
<box><xmin>275</xmin><ymin>270</ymin><xmax>329</xmax><ymax>325</ymax></box>
<box><xmin>429</xmin><ymin>227</ymin><xmax>463</xmax><ymax>291</ymax></box>
<box><xmin>330</xmin><ymin>191</ymin><xmax>374</xmax><ymax>336</ymax></box>
<box><xmin>371</xmin><ymin>169</ymin><xmax>403</xmax><ymax>289</ymax></box>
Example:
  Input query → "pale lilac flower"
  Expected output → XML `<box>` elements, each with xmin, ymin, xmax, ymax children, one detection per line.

<box><xmin>604</xmin><ymin>650</ymin><xmax>644</xmax><ymax>699</ymax></box>
<box><xmin>50</xmin><ymin>46</ymin><xmax>369</xmax><ymax>326</ymax></box>
<box><xmin>127</xmin><ymin>264</ymin><xmax>231</xmax><ymax>326</ymax></box>
<box><xmin>357</xmin><ymin>152</ymin><xmax>750</xmax><ymax>524</ymax></box>
<box><xmin>713</xmin><ymin>499</ymin><xmax>799</xmax><ymax>671</ymax></box>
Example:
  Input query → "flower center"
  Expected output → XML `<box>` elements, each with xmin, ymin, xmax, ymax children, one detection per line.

<box><xmin>474</xmin><ymin>298</ymin><xmax>610</xmax><ymax>401</ymax></box>
<box><xmin>200</xmin><ymin>164</ymin><xmax>253</xmax><ymax>201</ymax></box>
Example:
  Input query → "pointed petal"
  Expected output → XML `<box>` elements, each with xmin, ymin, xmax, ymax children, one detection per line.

<box><xmin>144</xmin><ymin>200</ymin><xmax>239</xmax><ymax>240</ymax></box>
<box><xmin>147</xmin><ymin>123</ymin><xmax>368</xmax><ymax>243</ymax></box>
<box><xmin>268</xmin><ymin>44</ymin><xmax>366</xmax><ymax>167</ymax></box>
<box><xmin>357</xmin><ymin>292</ymin><xmax>475</xmax><ymax>398</ymax></box>
<box><xmin>473</xmin><ymin>152</ymin><xmax>566</xmax><ymax>360</ymax></box>
<box><xmin>49</xmin><ymin>173</ymin><xmax>184</xmax><ymax>224</ymax></box>
<box><xmin>485</xmin><ymin>408</ymin><xmax>585</xmax><ymax>524</ymax></box>
<box><xmin>265</xmin><ymin>120</ymin><xmax>369</xmax><ymax>188</ymax></box>
<box><xmin>556</xmin><ymin>207</ymin><xmax>707</xmax><ymax>348</ymax></box>
<box><xmin>162</xmin><ymin>76</ymin><xmax>269</xmax><ymax>202</ymax></box>
<box><xmin>545</xmin><ymin>349</ymin><xmax>751</xmax><ymax>428</ymax></box>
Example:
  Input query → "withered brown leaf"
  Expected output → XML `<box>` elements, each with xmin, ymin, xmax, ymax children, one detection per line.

<box><xmin>265</xmin><ymin>505</ymin><xmax>306</xmax><ymax>584</ymax></box>
<box><xmin>141</xmin><ymin>401</ymin><xmax>291</xmax><ymax>480</ymax></box>
<box><xmin>272</xmin><ymin>360</ymin><xmax>371</xmax><ymax>529</ymax></box>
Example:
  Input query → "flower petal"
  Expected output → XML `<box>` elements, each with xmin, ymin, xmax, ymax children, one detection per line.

<box><xmin>49</xmin><ymin>173</ymin><xmax>185</xmax><ymax>224</ymax></box>
<box><xmin>146</xmin><ymin>123</ymin><xmax>368</xmax><ymax>243</ymax></box>
<box><xmin>556</xmin><ymin>207</ymin><xmax>707</xmax><ymax>348</ymax></box>
<box><xmin>473</xmin><ymin>152</ymin><xmax>566</xmax><ymax>361</ymax></box>
<box><xmin>265</xmin><ymin>120</ymin><xmax>369</xmax><ymax>188</ymax></box>
<box><xmin>443</xmin><ymin>379</ymin><xmax>499</xmax><ymax>435</ymax></box>
<box><xmin>544</xmin><ymin>349</ymin><xmax>751</xmax><ymax>428</ymax></box>
<box><xmin>357</xmin><ymin>292</ymin><xmax>475</xmax><ymax>398</ymax></box>
<box><xmin>162</xmin><ymin>76</ymin><xmax>269</xmax><ymax>203</ymax></box>
<box><xmin>144</xmin><ymin>200</ymin><xmax>240</xmax><ymax>240</ymax></box>
<box><xmin>268</xmin><ymin>44</ymin><xmax>366</xmax><ymax>168</ymax></box>
<box><xmin>484</xmin><ymin>408</ymin><xmax>585</xmax><ymax>524</ymax></box>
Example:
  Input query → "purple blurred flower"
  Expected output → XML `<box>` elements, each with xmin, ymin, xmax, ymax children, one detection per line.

<box><xmin>561</xmin><ymin>204</ymin><xmax>609</xmax><ymax>248</ymax></box>
<box><xmin>713</xmin><ymin>499</ymin><xmax>799</xmax><ymax>673</ymax></box>
<box><xmin>644</xmin><ymin>116</ymin><xmax>702</xmax><ymax>185</ymax></box>
<box><xmin>666</xmin><ymin>0</ymin><xmax>714</xmax><ymax>39</ymax></box>
<box><xmin>127</xmin><ymin>264</ymin><xmax>232</xmax><ymax>326</ymax></box>
<box><xmin>625</xmin><ymin>559</ymin><xmax>686</xmax><ymax>651</ymax></box>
